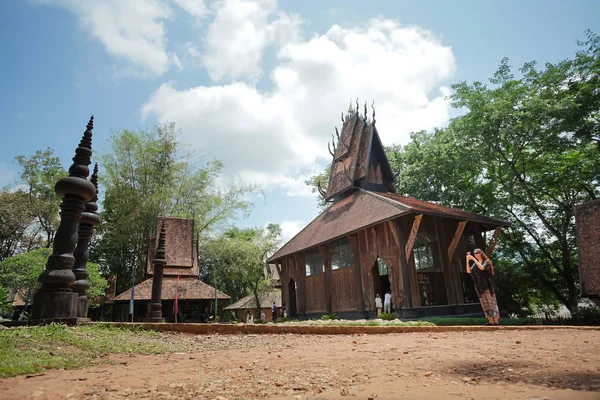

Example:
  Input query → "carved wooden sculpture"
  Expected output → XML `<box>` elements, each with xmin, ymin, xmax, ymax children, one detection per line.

<box><xmin>72</xmin><ymin>163</ymin><xmax>101</xmax><ymax>318</ymax></box>
<box><xmin>144</xmin><ymin>220</ymin><xmax>167</xmax><ymax>322</ymax></box>
<box><xmin>32</xmin><ymin>116</ymin><xmax>96</xmax><ymax>320</ymax></box>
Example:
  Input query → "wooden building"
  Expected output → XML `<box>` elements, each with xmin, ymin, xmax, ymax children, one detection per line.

<box><xmin>267</xmin><ymin>106</ymin><xmax>507</xmax><ymax>319</ymax></box>
<box><xmin>224</xmin><ymin>290</ymin><xmax>283</xmax><ymax>322</ymax></box>
<box><xmin>112</xmin><ymin>217</ymin><xmax>229</xmax><ymax>322</ymax></box>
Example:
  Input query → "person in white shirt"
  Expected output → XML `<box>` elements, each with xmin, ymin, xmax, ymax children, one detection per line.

<box><xmin>384</xmin><ymin>291</ymin><xmax>392</xmax><ymax>313</ymax></box>
<box><xmin>374</xmin><ymin>294</ymin><xmax>383</xmax><ymax>317</ymax></box>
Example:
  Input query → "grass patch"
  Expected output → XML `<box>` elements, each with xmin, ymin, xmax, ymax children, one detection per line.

<box><xmin>422</xmin><ymin>317</ymin><xmax>536</xmax><ymax>326</ymax></box>
<box><xmin>0</xmin><ymin>324</ymin><xmax>191</xmax><ymax>378</ymax></box>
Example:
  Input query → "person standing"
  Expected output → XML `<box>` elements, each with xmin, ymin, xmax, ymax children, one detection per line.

<box><xmin>375</xmin><ymin>294</ymin><xmax>383</xmax><ymax>317</ymax></box>
<box><xmin>271</xmin><ymin>301</ymin><xmax>277</xmax><ymax>321</ymax></box>
<box><xmin>384</xmin><ymin>291</ymin><xmax>392</xmax><ymax>314</ymax></box>
<box><xmin>466</xmin><ymin>249</ymin><xmax>500</xmax><ymax>326</ymax></box>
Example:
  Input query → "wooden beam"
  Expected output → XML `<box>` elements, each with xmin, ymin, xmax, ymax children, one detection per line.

<box><xmin>486</xmin><ymin>226</ymin><xmax>503</xmax><ymax>256</ymax></box>
<box><xmin>447</xmin><ymin>220</ymin><xmax>467</xmax><ymax>262</ymax></box>
<box><xmin>387</xmin><ymin>220</ymin><xmax>400</xmax><ymax>249</ymax></box>
<box><xmin>404</xmin><ymin>214</ymin><xmax>423</xmax><ymax>262</ymax></box>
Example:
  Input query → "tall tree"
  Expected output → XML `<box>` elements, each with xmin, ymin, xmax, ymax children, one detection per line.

<box><xmin>198</xmin><ymin>224</ymin><xmax>282</xmax><ymax>314</ymax></box>
<box><xmin>14</xmin><ymin>148</ymin><xmax>67</xmax><ymax>247</ymax></box>
<box><xmin>0</xmin><ymin>189</ymin><xmax>37</xmax><ymax>261</ymax></box>
<box><xmin>96</xmin><ymin>123</ymin><xmax>257</xmax><ymax>293</ymax></box>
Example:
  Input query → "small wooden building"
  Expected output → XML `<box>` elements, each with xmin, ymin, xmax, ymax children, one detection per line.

<box><xmin>113</xmin><ymin>217</ymin><xmax>229</xmax><ymax>322</ymax></box>
<box><xmin>224</xmin><ymin>290</ymin><xmax>283</xmax><ymax>322</ymax></box>
<box><xmin>268</xmin><ymin>106</ymin><xmax>507</xmax><ymax>319</ymax></box>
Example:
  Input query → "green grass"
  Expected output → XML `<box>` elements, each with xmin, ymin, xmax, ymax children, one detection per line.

<box><xmin>0</xmin><ymin>324</ymin><xmax>191</xmax><ymax>378</ymax></box>
<box><xmin>421</xmin><ymin>317</ymin><xmax>536</xmax><ymax>326</ymax></box>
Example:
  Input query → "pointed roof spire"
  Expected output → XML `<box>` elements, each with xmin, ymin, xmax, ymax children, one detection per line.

<box><xmin>91</xmin><ymin>163</ymin><xmax>99</xmax><ymax>202</ymax></box>
<box><xmin>155</xmin><ymin>219</ymin><xmax>167</xmax><ymax>265</ymax></box>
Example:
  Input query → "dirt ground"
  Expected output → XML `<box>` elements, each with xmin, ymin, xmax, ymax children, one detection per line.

<box><xmin>1</xmin><ymin>329</ymin><xmax>600</xmax><ymax>400</ymax></box>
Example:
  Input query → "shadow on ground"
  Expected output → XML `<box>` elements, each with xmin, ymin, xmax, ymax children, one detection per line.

<box><xmin>448</xmin><ymin>360</ymin><xmax>600</xmax><ymax>391</ymax></box>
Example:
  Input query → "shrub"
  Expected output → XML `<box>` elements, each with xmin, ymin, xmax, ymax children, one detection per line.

<box><xmin>571</xmin><ymin>305</ymin><xmax>600</xmax><ymax>326</ymax></box>
<box><xmin>380</xmin><ymin>312</ymin><xmax>398</xmax><ymax>321</ymax></box>
<box><xmin>321</xmin><ymin>313</ymin><xmax>337</xmax><ymax>320</ymax></box>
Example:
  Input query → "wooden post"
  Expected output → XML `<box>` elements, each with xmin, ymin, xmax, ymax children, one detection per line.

<box><xmin>396</xmin><ymin>219</ymin><xmax>413</xmax><ymax>308</ymax></box>
<box><xmin>486</xmin><ymin>226</ymin><xmax>503</xmax><ymax>256</ymax></box>
<box><xmin>435</xmin><ymin>217</ymin><xmax>456</xmax><ymax>305</ymax></box>
<box><xmin>348</xmin><ymin>234</ymin><xmax>364</xmax><ymax>311</ymax></box>
<box><xmin>405</xmin><ymin>214</ymin><xmax>423</xmax><ymax>263</ymax></box>
<box><xmin>402</xmin><ymin>216</ymin><xmax>421</xmax><ymax>307</ymax></box>
<box><xmin>447</xmin><ymin>220</ymin><xmax>467</xmax><ymax>262</ymax></box>
<box><xmin>319</xmin><ymin>245</ymin><xmax>332</xmax><ymax>312</ymax></box>
<box><xmin>144</xmin><ymin>221</ymin><xmax>167</xmax><ymax>322</ymax></box>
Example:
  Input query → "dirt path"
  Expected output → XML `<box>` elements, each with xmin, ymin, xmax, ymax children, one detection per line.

<box><xmin>1</xmin><ymin>329</ymin><xmax>599</xmax><ymax>399</ymax></box>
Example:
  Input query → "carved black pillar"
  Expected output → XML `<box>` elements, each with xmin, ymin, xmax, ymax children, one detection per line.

<box><xmin>31</xmin><ymin>116</ymin><xmax>96</xmax><ymax>321</ymax></box>
<box><xmin>72</xmin><ymin>163</ymin><xmax>101</xmax><ymax>319</ymax></box>
<box><xmin>144</xmin><ymin>220</ymin><xmax>167</xmax><ymax>322</ymax></box>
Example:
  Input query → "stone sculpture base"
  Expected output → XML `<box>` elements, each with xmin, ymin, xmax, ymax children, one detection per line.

<box><xmin>143</xmin><ymin>303</ymin><xmax>164</xmax><ymax>323</ymax></box>
<box><xmin>31</xmin><ymin>291</ymin><xmax>78</xmax><ymax>320</ymax></box>
<box><xmin>77</xmin><ymin>296</ymin><xmax>89</xmax><ymax>319</ymax></box>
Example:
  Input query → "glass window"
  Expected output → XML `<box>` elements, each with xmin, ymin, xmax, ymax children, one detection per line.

<box><xmin>377</xmin><ymin>258</ymin><xmax>388</xmax><ymax>276</ymax></box>
<box><xmin>331</xmin><ymin>237</ymin><xmax>355</xmax><ymax>270</ymax></box>
<box><xmin>413</xmin><ymin>234</ymin><xmax>441</xmax><ymax>272</ymax></box>
<box><xmin>305</xmin><ymin>248</ymin><xmax>324</xmax><ymax>276</ymax></box>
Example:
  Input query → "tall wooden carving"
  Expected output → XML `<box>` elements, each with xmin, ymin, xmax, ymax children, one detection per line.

<box><xmin>32</xmin><ymin>116</ymin><xmax>96</xmax><ymax>320</ymax></box>
<box><xmin>72</xmin><ymin>163</ymin><xmax>101</xmax><ymax>319</ymax></box>
<box><xmin>144</xmin><ymin>220</ymin><xmax>167</xmax><ymax>322</ymax></box>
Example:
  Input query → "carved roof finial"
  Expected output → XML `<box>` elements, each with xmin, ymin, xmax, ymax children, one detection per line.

<box><xmin>371</xmin><ymin>100</ymin><xmax>376</xmax><ymax>124</ymax></box>
<box><xmin>364</xmin><ymin>101</ymin><xmax>368</xmax><ymax>121</ymax></box>
<box><xmin>355</xmin><ymin>97</ymin><xmax>359</xmax><ymax>118</ymax></box>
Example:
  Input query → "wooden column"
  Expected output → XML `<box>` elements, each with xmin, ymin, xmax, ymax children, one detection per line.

<box><xmin>447</xmin><ymin>220</ymin><xmax>467</xmax><ymax>262</ymax></box>
<box><xmin>402</xmin><ymin>216</ymin><xmax>421</xmax><ymax>308</ymax></box>
<box><xmin>434</xmin><ymin>217</ymin><xmax>457</xmax><ymax>305</ymax></box>
<box><xmin>405</xmin><ymin>214</ymin><xmax>423</xmax><ymax>262</ymax></box>
<box><xmin>396</xmin><ymin>219</ymin><xmax>413</xmax><ymax>308</ymax></box>
<box><xmin>348</xmin><ymin>234</ymin><xmax>365</xmax><ymax>311</ymax></box>
<box><xmin>319</xmin><ymin>245</ymin><xmax>332</xmax><ymax>312</ymax></box>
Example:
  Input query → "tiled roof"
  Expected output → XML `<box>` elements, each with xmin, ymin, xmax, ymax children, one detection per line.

<box><xmin>267</xmin><ymin>189</ymin><xmax>507</xmax><ymax>262</ymax></box>
<box><xmin>113</xmin><ymin>277</ymin><xmax>230</xmax><ymax>302</ymax></box>
<box><xmin>224</xmin><ymin>290</ymin><xmax>282</xmax><ymax>310</ymax></box>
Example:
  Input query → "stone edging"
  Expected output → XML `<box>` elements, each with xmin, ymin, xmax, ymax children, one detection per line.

<box><xmin>96</xmin><ymin>322</ymin><xmax>600</xmax><ymax>335</ymax></box>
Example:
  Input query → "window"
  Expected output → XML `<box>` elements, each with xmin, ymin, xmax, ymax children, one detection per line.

<box><xmin>413</xmin><ymin>234</ymin><xmax>441</xmax><ymax>272</ymax></box>
<box><xmin>305</xmin><ymin>248</ymin><xmax>324</xmax><ymax>276</ymax></box>
<box><xmin>377</xmin><ymin>258</ymin><xmax>388</xmax><ymax>276</ymax></box>
<box><xmin>331</xmin><ymin>237</ymin><xmax>355</xmax><ymax>270</ymax></box>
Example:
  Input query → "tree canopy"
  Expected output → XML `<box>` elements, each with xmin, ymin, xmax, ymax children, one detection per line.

<box><xmin>0</xmin><ymin>248</ymin><xmax>107</xmax><ymax>307</ymax></box>
<box><xmin>93</xmin><ymin>123</ymin><xmax>259</xmax><ymax>293</ymax></box>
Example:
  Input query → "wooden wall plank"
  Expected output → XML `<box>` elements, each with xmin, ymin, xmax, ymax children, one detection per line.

<box><xmin>447</xmin><ymin>220</ymin><xmax>467</xmax><ymax>262</ymax></box>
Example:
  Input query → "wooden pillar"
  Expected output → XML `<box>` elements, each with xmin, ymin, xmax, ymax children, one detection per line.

<box><xmin>319</xmin><ymin>245</ymin><xmax>332</xmax><ymax>312</ymax></box>
<box><xmin>402</xmin><ymin>216</ymin><xmax>421</xmax><ymax>307</ymax></box>
<box><xmin>434</xmin><ymin>217</ymin><xmax>457</xmax><ymax>305</ymax></box>
<box><xmin>348</xmin><ymin>234</ymin><xmax>365</xmax><ymax>311</ymax></box>
<box><xmin>396</xmin><ymin>219</ymin><xmax>413</xmax><ymax>308</ymax></box>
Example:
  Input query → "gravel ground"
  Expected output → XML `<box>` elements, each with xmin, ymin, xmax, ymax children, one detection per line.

<box><xmin>1</xmin><ymin>329</ymin><xmax>599</xmax><ymax>400</ymax></box>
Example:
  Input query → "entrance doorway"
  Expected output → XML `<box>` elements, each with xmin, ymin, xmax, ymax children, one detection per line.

<box><xmin>287</xmin><ymin>279</ymin><xmax>297</xmax><ymax>317</ymax></box>
<box><xmin>371</xmin><ymin>258</ymin><xmax>391</xmax><ymax>306</ymax></box>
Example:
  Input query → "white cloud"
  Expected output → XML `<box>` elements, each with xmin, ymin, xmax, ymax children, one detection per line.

<box><xmin>143</xmin><ymin>15</ymin><xmax>456</xmax><ymax>196</ymax></box>
<box><xmin>0</xmin><ymin>162</ymin><xmax>17</xmax><ymax>188</ymax></box>
<box><xmin>202</xmin><ymin>0</ymin><xmax>302</xmax><ymax>82</ymax></box>
<box><xmin>38</xmin><ymin>0</ymin><xmax>175</xmax><ymax>76</ymax></box>
<box><xmin>280</xmin><ymin>220</ymin><xmax>304</xmax><ymax>242</ymax></box>
<box><xmin>170</xmin><ymin>0</ymin><xmax>208</xmax><ymax>20</ymax></box>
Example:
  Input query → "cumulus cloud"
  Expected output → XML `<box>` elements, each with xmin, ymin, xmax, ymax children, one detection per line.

<box><xmin>202</xmin><ymin>0</ymin><xmax>302</xmax><ymax>82</ymax></box>
<box><xmin>37</xmin><ymin>0</ymin><xmax>206</xmax><ymax>76</ymax></box>
<box><xmin>279</xmin><ymin>220</ymin><xmax>304</xmax><ymax>242</ymax></box>
<box><xmin>143</xmin><ymin>13</ymin><xmax>455</xmax><ymax>195</ymax></box>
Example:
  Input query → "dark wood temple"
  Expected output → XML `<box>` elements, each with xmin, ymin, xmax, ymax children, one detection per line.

<box><xmin>268</xmin><ymin>105</ymin><xmax>507</xmax><ymax>319</ymax></box>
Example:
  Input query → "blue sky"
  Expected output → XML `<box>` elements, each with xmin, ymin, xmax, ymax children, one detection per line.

<box><xmin>1</xmin><ymin>0</ymin><xmax>598</xmax><ymax>240</ymax></box>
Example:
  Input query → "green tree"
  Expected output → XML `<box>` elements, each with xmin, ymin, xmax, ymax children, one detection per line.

<box><xmin>0</xmin><ymin>189</ymin><xmax>38</xmax><ymax>261</ymax></box>
<box><xmin>198</xmin><ymin>224</ymin><xmax>282</xmax><ymax>314</ymax></box>
<box><xmin>95</xmin><ymin>123</ymin><xmax>257</xmax><ymax>293</ymax></box>
<box><xmin>0</xmin><ymin>248</ymin><xmax>108</xmax><ymax>307</ymax></box>
<box><xmin>14</xmin><ymin>148</ymin><xmax>67</xmax><ymax>247</ymax></box>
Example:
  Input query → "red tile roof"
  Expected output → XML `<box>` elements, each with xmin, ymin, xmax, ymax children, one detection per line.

<box><xmin>113</xmin><ymin>277</ymin><xmax>230</xmax><ymax>302</ymax></box>
<box><xmin>267</xmin><ymin>189</ymin><xmax>507</xmax><ymax>263</ymax></box>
